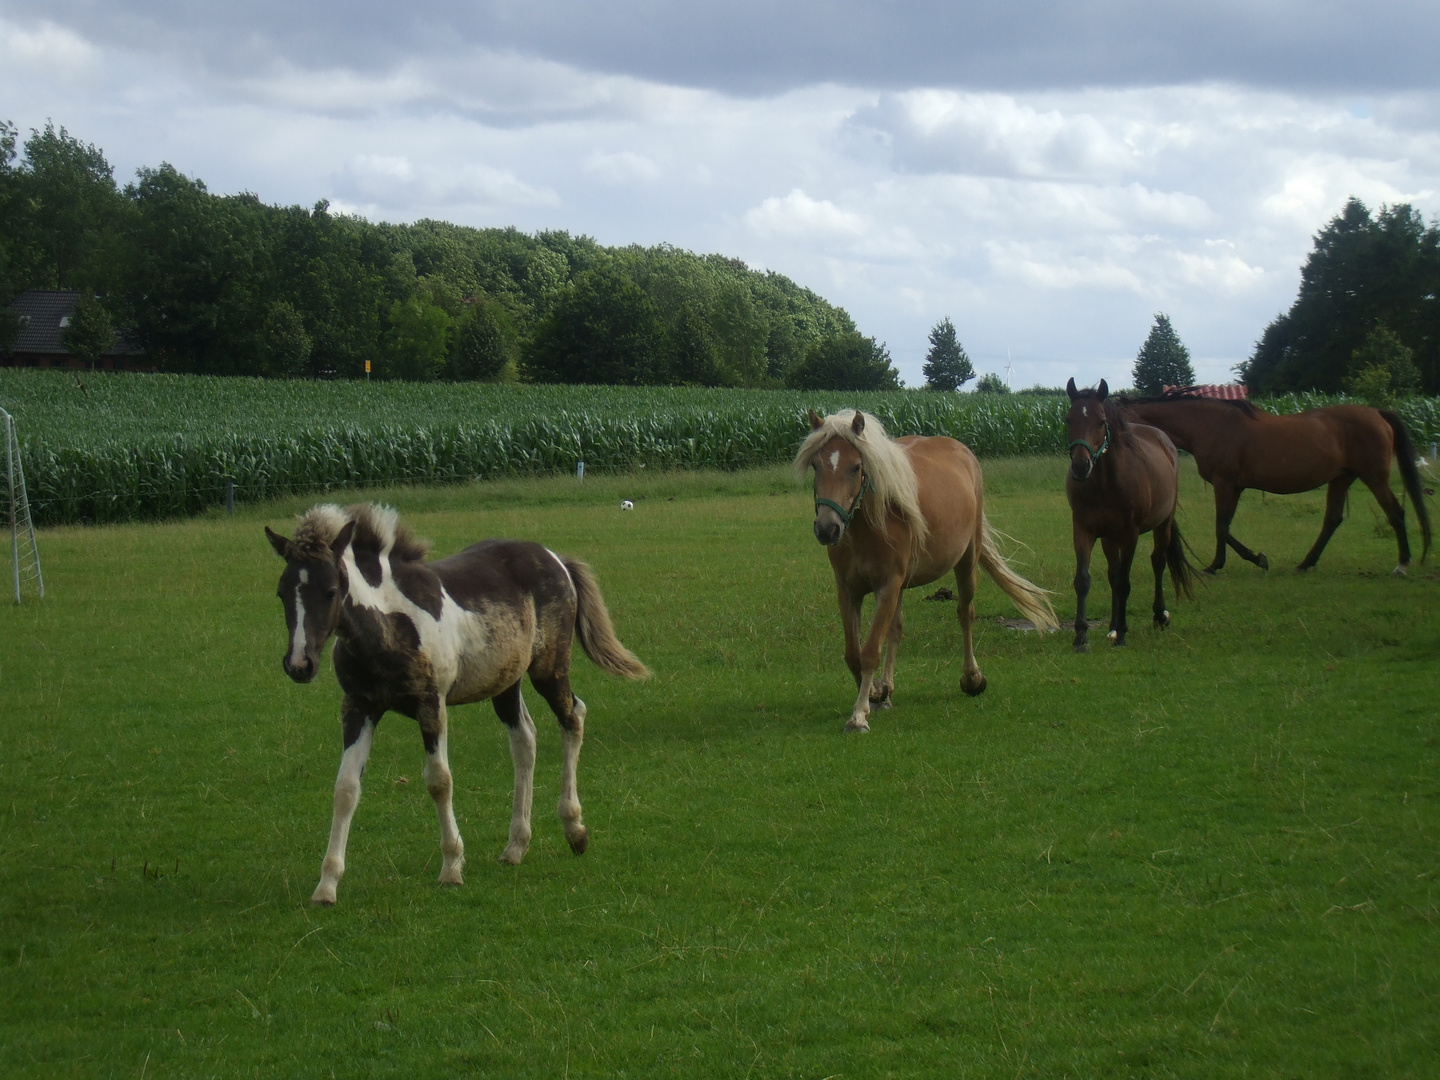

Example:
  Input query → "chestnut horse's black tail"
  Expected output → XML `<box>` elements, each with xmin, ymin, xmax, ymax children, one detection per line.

<box><xmin>1381</xmin><ymin>410</ymin><xmax>1432</xmax><ymax>562</ymax></box>
<box><xmin>1166</xmin><ymin>519</ymin><xmax>1200</xmax><ymax>600</ymax></box>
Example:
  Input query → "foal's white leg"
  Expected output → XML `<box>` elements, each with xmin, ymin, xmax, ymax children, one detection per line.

<box><xmin>558</xmin><ymin>695</ymin><xmax>588</xmax><ymax>854</ymax></box>
<box><xmin>848</xmin><ymin>582</ymin><xmax>903</xmax><ymax>733</ymax></box>
<box><xmin>424</xmin><ymin>701</ymin><xmax>466</xmax><ymax>886</ymax></box>
<box><xmin>312</xmin><ymin>711</ymin><xmax>375</xmax><ymax>906</ymax></box>
<box><xmin>501</xmin><ymin>692</ymin><xmax>537</xmax><ymax>865</ymax></box>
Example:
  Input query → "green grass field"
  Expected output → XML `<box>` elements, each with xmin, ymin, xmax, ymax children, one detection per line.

<box><xmin>1</xmin><ymin>457</ymin><xmax>1437</xmax><ymax>1077</ymax></box>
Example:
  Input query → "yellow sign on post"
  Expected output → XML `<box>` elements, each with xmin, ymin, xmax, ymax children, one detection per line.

<box><xmin>365</xmin><ymin>360</ymin><xmax>371</xmax><ymax>377</ymax></box>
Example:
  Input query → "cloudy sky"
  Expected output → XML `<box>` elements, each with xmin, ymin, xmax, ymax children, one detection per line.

<box><xmin>3</xmin><ymin>1</ymin><xmax>1439</xmax><ymax>387</ymax></box>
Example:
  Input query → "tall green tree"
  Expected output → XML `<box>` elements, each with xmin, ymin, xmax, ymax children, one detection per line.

<box><xmin>58</xmin><ymin>293</ymin><xmax>116</xmax><ymax>365</ymax></box>
<box><xmin>525</xmin><ymin>266</ymin><xmax>669</xmax><ymax>384</ymax></box>
<box><xmin>922</xmin><ymin>316</ymin><xmax>974</xmax><ymax>391</ymax></box>
<box><xmin>1344</xmin><ymin>323</ymin><xmax>1420</xmax><ymax>405</ymax></box>
<box><xmin>786</xmin><ymin>332</ymin><xmax>900</xmax><ymax>391</ymax></box>
<box><xmin>447</xmin><ymin>299</ymin><xmax>515</xmax><ymax>381</ymax></box>
<box><xmin>1241</xmin><ymin>198</ymin><xmax>1440</xmax><ymax>394</ymax></box>
<box><xmin>1133</xmin><ymin>314</ymin><xmax>1195</xmax><ymax>396</ymax></box>
<box><xmin>382</xmin><ymin>297</ymin><xmax>451</xmax><ymax>381</ymax></box>
<box><xmin>256</xmin><ymin>300</ymin><xmax>312</xmax><ymax>377</ymax></box>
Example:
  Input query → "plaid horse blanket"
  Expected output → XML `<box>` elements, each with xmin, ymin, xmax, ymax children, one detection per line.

<box><xmin>1162</xmin><ymin>383</ymin><xmax>1249</xmax><ymax>400</ymax></box>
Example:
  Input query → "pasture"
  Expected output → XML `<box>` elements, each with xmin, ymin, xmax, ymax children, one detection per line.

<box><xmin>1</xmin><ymin>457</ymin><xmax>1437</xmax><ymax>1077</ymax></box>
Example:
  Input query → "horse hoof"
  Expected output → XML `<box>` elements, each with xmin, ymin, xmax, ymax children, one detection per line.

<box><xmin>438</xmin><ymin>874</ymin><xmax>464</xmax><ymax>888</ymax></box>
<box><xmin>567</xmin><ymin>828</ymin><xmax>589</xmax><ymax>856</ymax></box>
<box><xmin>1202</xmin><ymin>566</ymin><xmax>1220</xmax><ymax>576</ymax></box>
<box><xmin>869</xmin><ymin>696</ymin><xmax>893</xmax><ymax>710</ymax></box>
<box><xmin>499</xmin><ymin>845</ymin><xmax>527</xmax><ymax>865</ymax></box>
<box><xmin>1393</xmin><ymin>564</ymin><xmax>1408</xmax><ymax>577</ymax></box>
<box><xmin>1155</xmin><ymin>610</ymin><xmax>1170</xmax><ymax>628</ymax></box>
<box><xmin>844</xmin><ymin>717</ymin><xmax>871</xmax><ymax>734</ymax></box>
<box><xmin>310</xmin><ymin>889</ymin><xmax>337</xmax><ymax>907</ymax></box>
<box><xmin>1294</xmin><ymin>564</ymin><xmax>1312</xmax><ymax>573</ymax></box>
<box><xmin>1106</xmin><ymin>629</ymin><xmax>1118</xmax><ymax>641</ymax></box>
<box><xmin>962</xmin><ymin>674</ymin><xmax>987</xmax><ymax>697</ymax></box>
<box><xmin>1073</xmin><ymin>642</ymin><xmax>1090</xmax><ymax>654</ymax></box>
<box><xmin>1256</xmin><ymin>553</ymin><xmax>1270</xmax><ymax>571</ymax></box>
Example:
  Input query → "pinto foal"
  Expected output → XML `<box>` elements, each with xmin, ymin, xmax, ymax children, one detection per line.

<box><xmin>266</xmin><ymin>504</ymin><xmax>648</xmax><ymax>906</ymax></box>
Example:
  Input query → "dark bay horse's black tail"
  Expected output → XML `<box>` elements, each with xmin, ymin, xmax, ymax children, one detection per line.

<box><xmin>1167</xmin><ymin>520</ymin><xmax>1200</xmax><ymax>600</ymax></box>
<box><xmin>1381</xmin><ymin>411</ymin><xmax>1432</xmax><ymax>562</ymax></box>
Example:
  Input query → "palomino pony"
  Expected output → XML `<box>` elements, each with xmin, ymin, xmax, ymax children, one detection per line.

<box><xmin>1065</xmin><ymin>379</ymin><xmax>1198</xmax><ymax>652</ymax></box>
<box><xmin>265</xmin><ymin>504</ymin><xmax>648</xmax><ymax>906</ymax></box>
<box><xmin>795</xmin><ymin>409</ymin><xmax>1058</xmax><ymax>733</ymax></box>
<box><xmin>1122</xmin><ymin>392</ymin><xmax>1431</xmax><ymax>574</ymax></box>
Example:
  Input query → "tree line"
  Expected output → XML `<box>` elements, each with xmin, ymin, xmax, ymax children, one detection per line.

<box><xmin>0</xmin><ymin>121</ymin><xmax>902</xmax><ymax>390</ymax></box>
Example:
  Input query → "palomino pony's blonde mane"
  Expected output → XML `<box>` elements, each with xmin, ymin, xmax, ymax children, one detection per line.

<box><xmin>792</xmin><ymin>410</ymin><xmax>929</xmax><ymax>548</ymax></box>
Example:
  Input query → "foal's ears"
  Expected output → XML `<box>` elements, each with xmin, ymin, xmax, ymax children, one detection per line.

<box><xmin>850</xmin><ymin>411</ymin><xmax>865</xmax><ymax>436</ymax></box>
<box><xmin>1066</xmin><ymin>378</ymin><xmax>1078</xmax><ymax>400</ymax></box>
<box><xmin>1097</xmin><ymin>378</ymin><xmax>1109</xmax><ymax>401</ymax></box>
<box><xmin>808</xmin><ymin>408</ymin><xmax>824</xmax><ymax>430</ymax></box>
<box><xmin>264</xmin><ymin>526</ymin><xmax>290</xmax><ymax>559</ymax></box>
<box><xmin>330</xmin><ymin>520</ymin><xmax>357</xmax><ymax>561</ymax></box>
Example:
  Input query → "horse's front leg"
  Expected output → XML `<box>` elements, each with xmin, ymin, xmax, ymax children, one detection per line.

<box><xmin>955</xmin><ymin>542</ymin><xmax>986</xmax><ymax>695</ymax></box>
<box><xmin>1103</xmin><ymin>534</ymin><xmax>1137</xmax><ymax>646</ymax></box>
<box><xmin>872</xmin><ymin>593</ymin><xmax>904</xmax><ymax>709</ymax></box>
<box><xmin>1213</xmin><ymin>482</ymin><xmax>1267</xmax><ymax>571</ymax></box>
<box><xmin>421</xmin><ymin>696</ymin><xmax>465</xmax><ymax>886</ymax></box>
<box><xmin>1073</xmin><ymin>525</ymin><xmax>1095</xmax><ymax>653</ymax></box>
<box><xmin>491</xmin><ymin>681</ymin><xmax>536</xmax><ymax>865</ymax></box>
<box><xmin>847</xmin><ymin>579</ymin><xmax>902</xmax><ymax>733</ymax></box>
<box><xmin>312</xmin><ymin>697</ymin><xmax>378</xmax><ymax>906</ymax></box>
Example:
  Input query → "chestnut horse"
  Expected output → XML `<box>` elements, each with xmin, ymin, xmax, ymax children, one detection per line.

<box><xmin>266</xmin><ymin>503</ymin><xmax>649</xmax><ymax>905</ymax></box>
<box><xmin>1122</xmin><ymin>393</ymin><xmax>1431</xmax><ymax>574</ymax></box>
<box><xmin>1065</xmin><ymin>379</ymin><xmax>1198</xmax><ymax>652</ymax></box>
<box><xmin>795</xmin><ymin>409</ymin><xmax>1058</xmax><ymax>733</ymax></box>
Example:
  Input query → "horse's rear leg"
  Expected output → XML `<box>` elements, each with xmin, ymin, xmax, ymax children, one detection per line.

<box><xmin>492</xmin><ymin>681</ymin><xmax>536</xmax><ymax>865</ymax></box>
<box><xmin>421</xmin><ymin>699</ymin><xmax>466</xmax><ymax>885</ymax></box>
<box><xmin>872</xmin><ymin>595</ymin><xmax>903</xmax><ymax>708</ymax></box>
<box><xmin>1298</xmin><ymin>475</ymin><xmax>1355</xmax><ymax>570</ymax></box>
<box><xmin>1361</xmin><ymin>473</ymin><xmax>1412</xmax><ymax>574</ymax></box>
<box><xmin>1210</xmin><ymin>483</ymin><xmax>1268</xmax><ymax>572</ymax></box>
<box><xmin>531</xmin><ymin>673</ymin><xmax>590</xmax><ymax>855</ymax></box>
<box><xmin>1151</xmin><ymin>522</ymin><xmax>1172</xmax><ymax>628</ymax></box>
<box><xmin>312</xmin><ymin>698</ymin><xmax>377</xmax><ymax>906</ymax></box>
<box><xmin>955</xmin><ymin>544</ymin><xmax>986</xmax><ymax>695</ymax></box>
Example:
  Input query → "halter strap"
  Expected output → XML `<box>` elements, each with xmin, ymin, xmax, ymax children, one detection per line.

<box><xmin>815</xmin><ymin>474</ymin><xmax>873</xmax><ymax>526</ymax></box>
<box><xmin>1068</xmin><ymin>421</ymin><xmax>1110</xmax><ymax>460</ymax></box>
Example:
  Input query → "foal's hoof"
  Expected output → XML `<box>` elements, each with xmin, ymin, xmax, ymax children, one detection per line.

<box><xmin>962</xmin><ymin>673</ymin><xmax>987</xmax><ymax>697</ymax></box>
<box><xmin>1393</xmin><ymin>564</ymin><xmax>1409</xmax><ymax>577</ymax></box>
<box><xmin>499</xmin><ymin>844</ymin><xmax>527</xmax><ymax>866</ymax></box>
<box><xmin>869</xmin><ymin>695</ymin><xmax>893</xmax><ymax>710</ymax></box>
<box><xmin>844</xmin><ymin>716</ymin><xmax>871</xmax><ymax>734</ymax></box>
<box><xmin>1256</xmin><ymin>553</ymin><xmax>1270</xmax><ymax>571</ymax></box>
<box><xmin>1154</xmin><ymin>610</ymin><xmax>1171</xmax><ymax>629</ymax></box>
<box><xmin>438</xmin><ymin>864</ymin><xmax>465</xmax><ymax>887</ymax></box>
<box><xmin>1073</xmin><ymin>641</ymin><xmax>1090</xmax><ymax>654</ymax></box>
<box><xmin>566</xmin><ymin>826</ymin><xmax>589</xmax><ymax>856</ymax></box>
<box><xmin>310</xmin><ymin>886</ymin><xmax>337</xmax><ymax>907</ymax></box>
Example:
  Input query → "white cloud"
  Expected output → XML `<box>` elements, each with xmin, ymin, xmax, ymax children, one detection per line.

<box><xmin>0</xmin><ymin>16</ymin><xmax>96</xmax><ymax>76</ymax></box>
<box><xmin>745</xmin><ymin>189</ymin><xmax>867</xmax><ymax>239</ymax></box>
<box><xmin>583</xmin><ymin>150</ymin><xmax>661</xmax><ymax>184</ymax></box>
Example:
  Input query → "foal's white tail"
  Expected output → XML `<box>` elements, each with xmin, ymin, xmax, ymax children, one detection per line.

<box><xmin>978</xmin><ymin>516</ymin><xmax>1059</xmax><ymax>631</ymax></box>
<box><xmin>563</xmin><ymin>558</ymin><xmax>652</xmax><ymax>680</ymax></box>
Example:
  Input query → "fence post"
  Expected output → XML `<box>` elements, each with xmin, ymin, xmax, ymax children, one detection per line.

<box><xmin>576</xmin><ymin>460</ymin><xmax>585</xmax><ymax>481</ymax></box>
<box><xmin>6</xmin><ymin>411</ymin><xmax>16</xmax><ymax>605</ymax></box>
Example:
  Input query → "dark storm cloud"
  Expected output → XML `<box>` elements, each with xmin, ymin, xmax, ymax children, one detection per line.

<box><xmin>9</xmin><ymin>0</ymin><xmax>1440</xmax><ymax>94</ymax></box>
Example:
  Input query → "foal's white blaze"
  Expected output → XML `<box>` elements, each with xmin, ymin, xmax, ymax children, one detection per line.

<box><xmin>288</xmin><ymin>587</ymin><xmax>309</xmax><ymax>668</ymax></box>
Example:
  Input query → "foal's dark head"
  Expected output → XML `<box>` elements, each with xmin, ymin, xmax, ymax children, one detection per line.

<box><xmin>1065</xmin><ymin>378</ymin><xmax>1119</xmax><ymax>482</ymax></box>
<box><xmin>265</xmin><ymin>519</ymin><xmax>356</xmax><ymax>683</ymax></box>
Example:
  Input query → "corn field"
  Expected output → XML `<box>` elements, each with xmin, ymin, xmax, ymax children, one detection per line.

<box><xmin>2</xmin><ymin>370</ymin><xmax>1436</xmax><ymax>525</ymax></box>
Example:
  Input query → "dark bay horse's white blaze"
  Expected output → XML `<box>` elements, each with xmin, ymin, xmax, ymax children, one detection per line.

<box><xmin>795</xmin><ymin>409</ymin><xmax>1059</xmax><ymax>733</ymax></box>
<box><xmin>266</xmin><ymin>504</ymin><xmax>649</xmax><ymax>906</ymax></box>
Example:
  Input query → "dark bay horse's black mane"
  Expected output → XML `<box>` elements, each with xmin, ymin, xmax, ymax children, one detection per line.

<box><xmin>1119</xmin><ymin>392</ymin><xmax>1258</xmax><ymax>420</ymax></box>
<box><xmin>1072</xmin><ymin>388</ymin><xmax>1139</xmax><ymax>449</ymax></box>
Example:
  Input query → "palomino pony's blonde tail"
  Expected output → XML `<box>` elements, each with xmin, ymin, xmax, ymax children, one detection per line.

<box><xmin>978</xmin><ymin>516</ymin><xmax>1060</xmax><ymax>631</ymax></box>
<box><xmin>563</xmin><ymin>557</ymin><xmax>652</xmax><ymax>680</ymax></box>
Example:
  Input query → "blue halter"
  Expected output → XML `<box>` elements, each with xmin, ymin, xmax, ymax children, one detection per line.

<box><xmin>1067</xmin><ymin>421</ymin><xmax>1110</xmax><ymax>461</ymax></box>
<box><xmin>815</xmin><ymin>474</ymin><xmax>873</xmax><ymax>526</ymax></box>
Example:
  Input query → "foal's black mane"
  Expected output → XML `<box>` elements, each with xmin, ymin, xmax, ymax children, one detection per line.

<box><xmin>289</xmin><ymin>503</ymin><xmax>432</xmax><ymax>564</ymax></box>
<box><xmin>1120</xmin><ymin>392</ymin><xmax>1257</xmax><ymax>419</ymax></box>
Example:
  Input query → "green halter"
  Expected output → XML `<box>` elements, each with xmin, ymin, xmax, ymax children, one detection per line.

<box><xmin>815</xmin><ymin>474</ymin><xmax>873</xmax><ymax>526</ymax></box>
<box><xmin>1067</xmin><ymin>421</ymin><xmax>1110</xmax><ymax>461</ymax></box>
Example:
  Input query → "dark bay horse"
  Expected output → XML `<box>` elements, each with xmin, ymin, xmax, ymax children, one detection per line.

<box><xmin>1122</xmin><ymin>393</ymin><xmax>1431</xmax><ymax>574</ymax></box>
<box><xmin>1066</xmin><ymin>379</ymin><xmax>1197</xmax><ymax>652</ymax></box>
<box><xmin>795</xmin><ymin>409</ymin><xmax>1058</xmax><ymax>733</ymax></box>
<box><xmin>266</xmin><ymin>503</ymin><xmax>649</xmax><ymax>905</ymax></box>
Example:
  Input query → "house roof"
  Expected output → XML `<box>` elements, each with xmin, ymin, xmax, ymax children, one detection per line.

<box><xmin>6</xmin><ymin>290</ymin><xmax>137</xmax><ymax>356</ymax></box>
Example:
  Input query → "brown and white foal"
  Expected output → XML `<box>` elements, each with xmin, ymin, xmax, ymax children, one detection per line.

<box><xmin>266</xmin><ymin>504</ymin><xmax>648</xmax><ymax>906</ymax></box>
